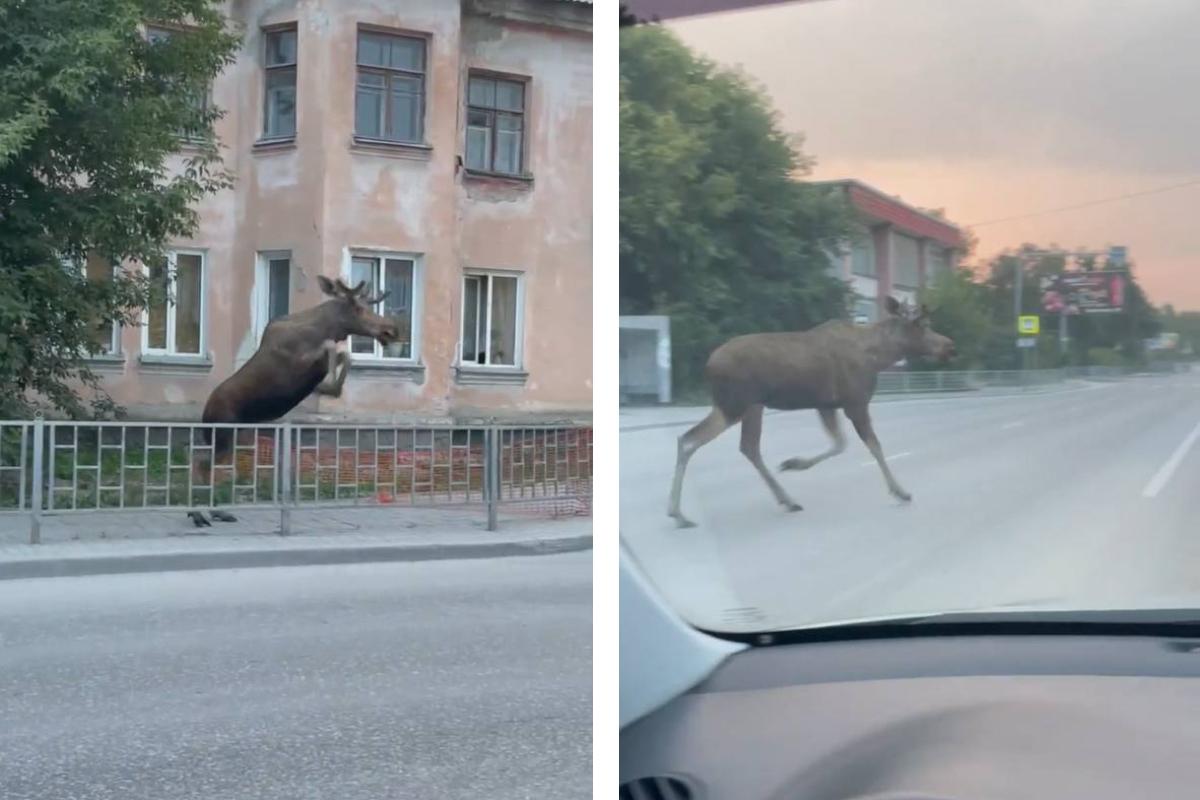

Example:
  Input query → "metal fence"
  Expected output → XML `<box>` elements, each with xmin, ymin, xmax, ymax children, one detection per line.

<box><xmin>0</xmin><ymin>419</ymin><xmax>592</xmax><ymax>544</ymax></box>
<box><xmin>875</xmin><ymin>363</ymin><xmax>1193</xmax><ymax>395</ymax></box>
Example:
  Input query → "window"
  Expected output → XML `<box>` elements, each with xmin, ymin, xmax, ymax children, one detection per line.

<box><xmin>348</xmin><ymin>254</ymin><xmax>417</xmax><ymax>359</ymax></box>
<box><xmin>64</xmin><ymin>254</ymin><xmax>122</xmax><ymax>355</ymax></box>
<box><xmin>263</xmin><ymin>27</ymin><xmax>297</xmax><ymax>139</ymax></box>
<box><xmin>146</xmin><ymin>25</ymin><xmax>210</xmax><ymax>141</ymax></box>
<box><xmin>144</xmin><ymin>250</ymin><xmax>205</xmax><ymax>357</ymax></box>
<box><xmin>927</xmin><ymin>245</ymin><xmax>949</xmax><ymax>284</ymax></box>
<box><xmin>893</xmin><ymin>233</ymin><xmax>920</xmax><ymax>288</ymax></box>
<box><xmin>851</xmin><ymin>233</ymin><xmax>876</xmax><ymax>277</ymax></box>
<box><xmin>255</xmin><ymin>252</ymin><xmax>291</xmax><ymax>342</ymax></box>
<box><xmin>465</xmin><ymin>74</ymin><xmax>526</xmax><ymax>175</ymax></box>
<box><xmin>853</xmin><ymin>297</ymin><xmax>876</xmax><ymax>325</ymax></box>
<box><xmin>461</xmin><ymin>272</ymin><xmax>523</xmax><ymax>367</ymax></box>
<box><xmin>354</xmin><ymin>30</ymin><xmax>426</xmax><ymax>143</ymax></box>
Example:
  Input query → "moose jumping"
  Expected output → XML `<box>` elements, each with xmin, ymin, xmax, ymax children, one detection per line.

<box><xmin>668</xmin><ymin>297</ymin><xmax>956</xmax><ymax>528</ymax></box>
<box><xmin>188</xmin><ymin>276</ymin><xmax>400</xmax><ymax>527</ymax></box>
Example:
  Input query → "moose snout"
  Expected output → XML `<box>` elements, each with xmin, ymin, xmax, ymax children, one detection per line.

<box><xmin>942</xmin><ymin>340</ymin><xmax>957</xmax><ymax>361</ymax></box>
<box><xmin>377</xmin><ymin>321</ymin><xmax>400</xmax><ymax>345</ymax></box>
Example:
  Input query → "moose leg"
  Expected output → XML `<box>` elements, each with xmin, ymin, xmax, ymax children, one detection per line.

<box><xmin>780</xmin><ymin>408</ymin><xmax>845</xmax><ymax>472</ymax></box>
<box><xmin>741</xmin><ymin>405</ymin><xmax>802</xmax><ymax>513</ymax></box>
<box><xmin>844</xmin><ymin>404</ymin><xmax>912</xmax><ymax>502</ymax></box>
<box><xmin>668</xmin><ymin>407</ymin><xmax>732</xmax><ymax>528</ymax></box>
<box><xmin>313</xmin><ymin>342</ymin><xmax>344</xmax><ymax>396</ymax></box>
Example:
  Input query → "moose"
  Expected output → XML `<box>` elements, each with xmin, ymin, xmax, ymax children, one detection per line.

<box><xmin>667</xmin><ymin>297</ymin><xmax>956</xmax><ymax>528</ymax></box>
<box><xmin>187</xmin><ymin>276</ymin><xmax>400</xmax><ymax>527</ymax></box>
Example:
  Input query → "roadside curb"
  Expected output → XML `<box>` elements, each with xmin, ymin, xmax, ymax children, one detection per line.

<box><xmin>0</xmin><ymin>534</ymin><xmax>593</xmax><ymax>581</ymax></box>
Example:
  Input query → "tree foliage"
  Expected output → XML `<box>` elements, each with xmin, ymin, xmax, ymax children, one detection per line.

<box><xmin>945</xmin><ymin>244</ymin><xmax>1167</xmax><ymax>369</ymax></box>
<box><xmin>619</xmin><ymin>24</ymin><xmax>854</xmax><ymax>391</ymax></box>
<box><xmin>915</xmin><ymin>267</ymin><xmax>993</xmax><ymax>370</ymax></box>
<box><xmin>0</xmin><ymin>0</ymin><xmax>239</xmax><ymax>417</ymax></box>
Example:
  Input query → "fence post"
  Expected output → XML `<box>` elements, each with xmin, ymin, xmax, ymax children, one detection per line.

<box><xmin>29</xmin><ymin>415</ymin><xmax>44</xmax><ymax>545</ymax></box>
<box><xmin>279</xmin><ymin>422</ymin><xmax>292</xmax><ymax>536</ymax></box>
<box><xmin>485</xmin><ymin>428</ymin><xmax>500</xmax><ymax>532</ymax></box>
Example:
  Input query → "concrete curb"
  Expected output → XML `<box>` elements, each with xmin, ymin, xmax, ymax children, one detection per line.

<box><xmin>0</xmin><ymin>534</ymin><xmax>593</xmax><ymax>581</ymax></box>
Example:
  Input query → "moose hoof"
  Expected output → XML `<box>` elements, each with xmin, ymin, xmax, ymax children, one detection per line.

<box><xmin>188</xmin><ymin>512</ymin><xmax>211</xmax><ymax>528</ymax></box>
<box><xmin>211</xmin><ymin>510</ymin><xmax>238</xmax><ymax>523</ymax></box>
<box><xmin>893</xmin><ymin>489</ymin><xmax>913</xmax><ymax>503</ymax></box>
<box><xmin>671</xmin><ymin>514</ymin><xmax>697</xmax><ymax>529</ymax></box>
<box><xmin>780</xmin><ymin>458</ymin><xmax>811</xmax><ymax>472</ymax></box>
<box><xmin>783</xmin><ymin>502</ymin><xmax>803</xmax><ymax>513</ymax></box>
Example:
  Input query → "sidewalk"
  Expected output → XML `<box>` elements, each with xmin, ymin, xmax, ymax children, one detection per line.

<box><xmin>0</xmin><ymin>506</ymin><xmax>592</xmax><ymax>580</ymax></box>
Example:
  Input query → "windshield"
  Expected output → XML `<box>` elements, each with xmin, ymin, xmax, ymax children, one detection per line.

<box><xmin>619</xmin><ymin>0</ymin><xmax>1200</xmax><ymax>635</ymax></box>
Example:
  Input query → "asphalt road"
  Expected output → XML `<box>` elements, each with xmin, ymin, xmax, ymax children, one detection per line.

<box><xmin>0</xmin><ymin>552</ymin><xmax>591</xmax><ymax>800</ymax></box>
<box><xmin>620</xmin><ymin>372</ymin><xmax>1200</xmax><ymax>632</ymax></box>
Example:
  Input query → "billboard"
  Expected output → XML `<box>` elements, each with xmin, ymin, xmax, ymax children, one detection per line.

<box><xmin>1040</xmin><ymin>270</ymin><xmax>1127</xmax><ymax>315</ymax></box>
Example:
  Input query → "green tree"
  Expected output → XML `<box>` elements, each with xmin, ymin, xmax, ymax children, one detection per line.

<box><xmin>973</xmin><ymin>245</ymin><xmax>1163</xmax><ymax>369</ymax></box>
<box><xmin>620</xmin><ymin>24</ymin><xmax>853</xmax><ymax>392</ymax></box>
<box><xmin>916</xmin><ymin>267</ymin><xmax>992</xmax><ymax>369</ymax></box>
<box><xmin>0</xmin><ymin>0</ymin><xmax>239</xmax><ymax>418</ymax></box>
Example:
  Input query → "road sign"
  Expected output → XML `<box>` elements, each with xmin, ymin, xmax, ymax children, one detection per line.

<box><xmin>1018</xmin><ymin>315</ymin><xmax>1040</xmax><ymax>335</ymax></box>
<box><xmin>1017</xmin><ymin>337</ymin><xmax>1037</xmax><ymax>349</ymax></box>
<box><xmin>1108</xmin><ymin>246</ymin><xmax>1126</xmax><ymax>266</ymax></box>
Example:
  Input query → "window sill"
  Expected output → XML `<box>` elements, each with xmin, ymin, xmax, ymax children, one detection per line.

<box><xmin>455</xmin><ymin>365</ymin><xmax>529</xmax><ymax>386</ymax></box>
<box><xmin>139</xmin><ymin>354</ymin><xmax>213</xmax><ymax>372</ymax></box>
<box><xmin>253</xmin><ymin>136</ymin><xmax>297</xmax><ymax>153</ymax></box>
<box><xmin>175</xmin><ymin>138</ymin><xmax>210</xmax><ymax>153</ymax></box>
<box><xmin>83</xmin><ymin>353</ymin><xmax>126</xmax><ymax>370</ymax></box>
<box><xmin>349</xmin><ymin>137</ymin><xmax>433</xmax><ymax>160</ymax></box>
<box><xmin>348</xmin><ymin>359</ymin><xmax>425</xmax><ymax>382</ymax></box>
<box><xmin>462</xmin><ymin>168</ymin><xmax>534</xmax><ymax>186</ymax></box>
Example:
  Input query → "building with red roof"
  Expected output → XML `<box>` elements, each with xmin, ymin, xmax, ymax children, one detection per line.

<box><xmin>816</xmin><ymin>180</ymin><xmax>967</xmax><ymax>323</ymax></box>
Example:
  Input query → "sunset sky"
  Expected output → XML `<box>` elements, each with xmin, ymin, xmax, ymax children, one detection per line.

<box><xmin>666</xmin><ymin>0</ymin><xmax>1200</xmax><ymax>309</ymax></box>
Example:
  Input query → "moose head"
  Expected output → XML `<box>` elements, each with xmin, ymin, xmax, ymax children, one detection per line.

<box><xmin>882</xmin><ymin>296</ymin><xmax>956</xmax><ymax>362</ymax></box>
<box><xmin>315</xmin><ymin>275</ymin><xmax>401</xmax><ymax>346</ymax></box>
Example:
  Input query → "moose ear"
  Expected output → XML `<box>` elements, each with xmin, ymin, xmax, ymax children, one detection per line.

<box><xmin>316</xmin><ymin>276</ymin><xmax>337</xmax><ymax>296</ymax></box>
<box><xmin>884</xmin><ymin>296</ymin><xmax>902</xmax><ymax>316</ymax></box>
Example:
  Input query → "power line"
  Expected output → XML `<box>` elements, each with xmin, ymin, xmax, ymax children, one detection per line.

<box><xmin>967</xmin><ymin>177</ymin><xmax>1200</xmax><ymax>228</ymax></box>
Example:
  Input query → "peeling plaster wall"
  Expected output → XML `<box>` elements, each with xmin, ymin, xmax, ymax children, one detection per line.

<box><xmin>88</xmin><ymin>0</ymin><xmax>591</xmax><ymax>423</ymax></box>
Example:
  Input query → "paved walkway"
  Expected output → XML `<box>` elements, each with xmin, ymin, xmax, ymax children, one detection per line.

<box><xmin>0</xmin><ymin>506</ymin><xmax>591</xmax><ymax>580</ymax></box>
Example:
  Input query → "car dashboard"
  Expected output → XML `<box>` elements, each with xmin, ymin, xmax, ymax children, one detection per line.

<box><xmin>620</xmin><ymin>631</ymin><xmax>1200</xmax><ymax>799</ymax></box>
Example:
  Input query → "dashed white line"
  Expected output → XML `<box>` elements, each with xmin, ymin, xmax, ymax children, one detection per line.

<box><xmin>1142</xmin><ymin>420</ymin><xmax>1200</xmax><ymax>498</ymax></box>
<box><xmin>1001</xmin><ymin>421</ymin><xmax>1025</xmax><ymax>430</ymax></box>
<box><xmin>860</xmin><ymin>451</ymin><xmax>912</xmax><ymax>467</ymax></box>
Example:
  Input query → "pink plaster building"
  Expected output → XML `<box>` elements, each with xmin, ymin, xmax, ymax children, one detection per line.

<box><xmin>88</xmin><ymin>0</ymin><xmax>592</xmax><ymax>423</ymax></box>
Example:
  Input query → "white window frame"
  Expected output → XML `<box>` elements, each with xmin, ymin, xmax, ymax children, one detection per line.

<box><xmin>142</xmin><ymin>248</ymin><xmax>208</xmax><ymax>358</ymax></box>
<box><xmin>342</xmin><ymin>249</ymin><xmax>423</xmax><ymax>363</ymax></box>
<box><xmin>262</xmin><ymin>25</ymin><xmax>298</xmax><ymax>140</ymax></box>
<box><xmin>458</xmin><ymin>269</ymin><xmax>526</xmax><ymax>369</ymax></box>
<box><xmin>65</xmin><ymin>254</ymin><xmax>122</xmax><ymax>355</ymax></box>
<box><xmin>254</xmin><ymin>250</ymin><xmax>292</xmax><ymax>344</ymax></box>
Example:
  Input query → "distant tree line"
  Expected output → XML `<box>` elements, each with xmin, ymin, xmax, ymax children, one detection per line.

<box><xmin>919</xmin><ymin>247</ymin><xmax>1175</xmax><ymax>371</ymax></box>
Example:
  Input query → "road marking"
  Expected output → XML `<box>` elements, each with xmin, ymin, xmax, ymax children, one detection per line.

<box><xmin>1142</xmin><ymin>420</ymin><xmax>1200</xmax><ymax>498</ymax></box>
<box><xmin>1001</xmin><ymin>421</ymin><xmax>1025</xmax><ymax>430</ymax></box>
<box><xmin>860</xmin><ymin>451</ymin><xmax>911</xmax><ymax>467</ymax></box>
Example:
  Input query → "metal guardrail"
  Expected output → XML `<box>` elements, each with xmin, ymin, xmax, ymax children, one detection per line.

<box><xmin>0</xmin><ymin>419</ymin><xmax>592</xmax><ymax>544</ymax></box>
<box><xmin>875</xmin><ymin>363</ymin><xmax>1193</xmax><ymax>395</ymax></box>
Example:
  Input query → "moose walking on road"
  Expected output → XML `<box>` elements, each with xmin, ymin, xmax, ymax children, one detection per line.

<box><xmin>188</xmin><ymin>276</ymin><xmax>400</xmax><ymax>527</ymax></box>
<box><xmin>668</xmin><ymin>297</ymin><xmax>956</xmax><ymax>528</ymax></box>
